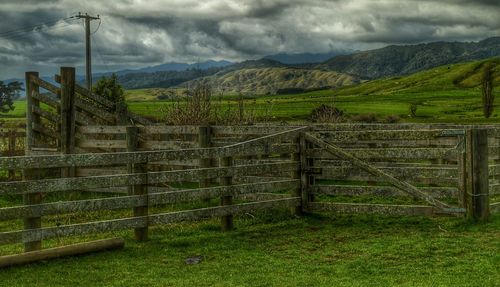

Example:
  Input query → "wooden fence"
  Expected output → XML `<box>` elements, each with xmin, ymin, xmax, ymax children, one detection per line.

<box><xmin>2</xmin><ymin>114</ymin><xmax>500</xmax><ymax>265</ymax></box>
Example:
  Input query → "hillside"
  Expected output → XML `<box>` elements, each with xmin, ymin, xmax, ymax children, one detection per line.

<box><xmin>180</xmin><ymin>67</ymin><xmax>359</xmax><ymax>95</ymax></box>
<box><xmin>319</xmin><ymin>37</ymin><xmax>500</xmax><ymax>79</ymax></box>
<box><xmin>330</xmin><ymin>57</ymin><xmax>500</xmax><ymax>96</ymax></box>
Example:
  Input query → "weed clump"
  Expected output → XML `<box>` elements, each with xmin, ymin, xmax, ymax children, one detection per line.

<box><xmin>309</xmin><ymin>104</ymin><xmax>345</xmax><ymax>123</ymax></box>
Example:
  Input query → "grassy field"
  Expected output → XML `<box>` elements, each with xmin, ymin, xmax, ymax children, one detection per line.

<box><xmin>123</xmin><ymin>58</ymin><xmax>500</xmax><ymax>124</ymax></box>
<box><xmin>1</xmin><ymin>58</ymin><xmax>499</xmax><ymax>125</ymax></box>
<box><xmin>0</xmin><ymin>210</ymin><xmax>498</xmax><ymax>287</ymax></box>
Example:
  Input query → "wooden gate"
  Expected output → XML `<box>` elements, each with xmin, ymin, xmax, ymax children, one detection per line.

<box><xmin>300</xmin><ymin>126</ymin><xmax>492</xmax><ymax>217</ymax></box>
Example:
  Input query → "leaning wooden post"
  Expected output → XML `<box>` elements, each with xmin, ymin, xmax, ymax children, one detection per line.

<box><xmin>127</xmin><ymin>126</ymin><xmax>149</xmax><ymax>241</ymax></box>
<box><xmin>199</xmin><ymin>126</ymin><xmax>212</xmax><ymax>201</ymax></box>
<box><xmin>220</xmin><ymin>156</ymin><xmax>234</xmax><ymax>231</ymax></box>
<box><xmin>23</xmin><ymin>72</ymin><xmax>42</xmax><ymax>252</ymax></box>
<box><xmin>465</xmin><ymin>129</ymin><xmax>490</xmax><ymax>221</ymax></box>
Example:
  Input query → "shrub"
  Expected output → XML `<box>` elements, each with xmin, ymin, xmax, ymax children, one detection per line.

<box><xmin>309</xmin><ymin>104</ymin><xmax>345</xmax><ymax>123</ymax></box>
<box><xmin>352</xmin><ymin>113</ymin><xmax>379</xmax><ymax>123</ymax></box>
<box><xmin>384</xmin><ymin>114</ymin><xmax>401</xmax><ymax>123</ymax></box>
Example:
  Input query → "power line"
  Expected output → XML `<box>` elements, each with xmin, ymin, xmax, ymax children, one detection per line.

<box><xmin>0</xmin><ymin>15</ymin><xmax>78</xmax><ymax>38</ymax></box>
<box><xmin>0</xmin><ymin>19</ymin><xmax>80</xmax><ymax>41</ymax></box>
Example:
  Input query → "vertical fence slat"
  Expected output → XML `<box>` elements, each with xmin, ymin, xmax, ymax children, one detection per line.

<box><xmin>220</xmin><ymin>156</ymin><xmax>234</xmax><ymax>231</ymax></box>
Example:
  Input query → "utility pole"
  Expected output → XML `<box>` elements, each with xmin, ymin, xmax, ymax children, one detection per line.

<box><xmin>76</xmin><ymin>12</ymin><xmax>100</xmax><ymax>91</ymax></box>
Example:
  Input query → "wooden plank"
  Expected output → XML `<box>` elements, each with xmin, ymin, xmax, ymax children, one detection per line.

<box><xmin>0</xmin><ymin>144</ymin><xmax>297</xmax><ymax>170</ymax></box>
<box><xmin>32</xmin><ymin>106</ymin><xmax>59</xmax><ymax>123</ymax></box>
<box><xmin>313</xmin><ymin>129</ymin><xmax>463</xmax><ymax>142</ymax></box>
<box><xmin>0</xmin><ymin>238</ymin><xmax>124</xmax><ymax>268</ymax></box>
<box><xmin>0</xmin><ymin>198</ymin><xmax>299</xmax><ymax>245</ymax></box>
<box><xmin>0</xmin><ymin>162</ymin><xmax>298</xmax><ymax>194</ymax></box>
<box><xmin>142</xmin><ymin>125</ymin><xmax>199</xmax><ymax>135</ymax></box>
<box><xmin>304</xmin><ymin>133</ymin><xmax>452</xmax><ymax>210</ymax></box>
<box><xmin>212</xmin><ymin>126</ymin><xmax>299</xmax><ymax>135</ymax></box>
<box><xmin>318</xmin><ymin>166</ymin><xmax>459</xmax><ymax>186</ymax></box>
<box><xmin>77</xmin><ymin>139</ymin><xmax>127</xmax><ymax>149</ymax></box>
<box><xmin>140</xmin><ymin>141</ymin><xmax>197</xmax><ymax>150</ymax></box>
<box><xmin>31</xmin><ymin>92</ymin><xmax>59</xmax><ymax>108</ymax></box>
<box><xmin>75</xmin><ymin>111</ymin><xmax>97</xmax><ymax>126</ymax></box>
<box><xmin>32</xmin><ymin>122</ymin><xmax>60</xmax><ymax>140</ymax></box>
<box><xmin>30</xmin><ymin>76</ymin><xmax>60</xmax><ymax>95</ymax></box>
<box><xmin>311</xmin><ymin>185</ymin><xmax>457</xmax><ymax>199</ymax></box>
<box><xmin>306</xmin><ymin>148</ymin><xmax>458</xmax><ymax>161</ymax></box>
<box><xmin>76</xmin><ymin>168</ymin><xmax>127</xmax><ymax>177</ymax></box>
<box><xmin>75</xmin><ymin>98</ymin><xmax>115</xmax><ymax>123</ymax></box>
<box><xmin>74</xmin><ymin>84</ymin><xmax>115</xmax><ymax>108</ymax></box>
<box><xmin>329</xmin><ymin>139</ymin><xmax>459</xmax><ymax>148</ymax></box>
<box><xmin>308</xmin><ymin>202</ymin><xmax>436</xmax><ymax>216</ymax></box>
<box><xmin>77</xmin><ymin>126</ymin><xmax>127</xmax><ymax>134</ymax></box>
<box><xmin>0</xmin><ymin>180</ymin><xmax>299</xmax><ymax>220</ymax></box>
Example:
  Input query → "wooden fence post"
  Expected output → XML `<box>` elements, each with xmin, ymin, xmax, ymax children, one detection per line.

<box><xmin>291</xmin><ymin>133</ymin><xmax>303</xmax><ymax>216</ymax></box>
<box><xmin>306</xmin><ymin>141</ymin><xmax>316</xmax><ymax>203</ymax></box>
<box><xmin>199</xmin><ymin>126</ymin><xmax>212</xmax><ymax>201</ymax></box>
<box><xmin>299</xmin><ymin>133</ymin><xmax>310</xmax><ymax>213</ymax></box>
<box><xmin>127</xmin><ymin>126</ymin><xmax>149</xmax><ymax>241</ymax></box>
<box><xmin>60</xmin><ymin>67</ymin><xmax>76</xmax><ymax>156</ymax></box>
<box><xmin>25</xmin><ymin>71</ymin><xmax>39</xmax><ymax>152</ymax></box>
<box><xmin>220</xmin><ymin>156</ymin><xmax>234</xmax><ymax>231</ymax></box>
<box><xmin>465</xmin><ymin>129</ymin><xmax>490</xmax><ymax>221</ymax></box>
<box><xmin>23</xmin><ymin>72</ymin><xmax>42</xmax><ymax>252</ymax></box>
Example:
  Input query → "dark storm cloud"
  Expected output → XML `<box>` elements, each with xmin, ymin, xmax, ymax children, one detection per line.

<box><xmin>0</xmin><ymin>0</ymin><xmax>499</xmax><ymax>79</ymax></box>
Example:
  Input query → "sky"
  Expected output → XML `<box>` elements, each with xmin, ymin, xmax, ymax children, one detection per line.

<box><xmin>0</xmin><ymin>0</ymin><xmax>499</xmax><ymax>79</ymax></box>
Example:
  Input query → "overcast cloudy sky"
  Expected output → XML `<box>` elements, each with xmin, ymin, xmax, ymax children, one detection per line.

<box><xmin>0</xmin><ymin>0</ymin><xmax>499</xmax><ymax>79</ymax></box>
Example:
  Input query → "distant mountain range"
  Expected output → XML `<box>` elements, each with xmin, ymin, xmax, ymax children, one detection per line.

<box><xmin>263</xmin><ymin>51</ymin><xmax>355</xmax><ymax>64</ymax></box>
<box><xmin>318</xmin><ymin>37</ymin><xmax>500</xmax><ymax>79</ymax></box>
<box><xmin>5</xmin><ymin>37</ymin><xmax>500</xmax><ymax>96</ymax></box>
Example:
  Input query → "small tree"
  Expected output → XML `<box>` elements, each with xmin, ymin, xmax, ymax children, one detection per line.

<box><xmin>92</xmin><ymin>74</ymin><xmax>125</xmax><ymax>112</ymax></box>
<box><xmin>482</xmin><ymin>65</ymin><xmax>494</xmax><ymax>118</ymax></box>
<box><xmin>409</xmin><ymin>103</ymin><xmax>418</xmax><ymax>117</ymax></box>
<box><xmin>0</xmin><ymin>81</ymin><xmax>22</xmax><ymax>113</ymax></box>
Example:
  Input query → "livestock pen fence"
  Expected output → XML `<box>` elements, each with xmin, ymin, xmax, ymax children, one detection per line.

<box><xmin>0</xmin><ymin>65</ymin><xmax>498</xmax><ymax>266</ymax></box>
<box><xmin>0</xmin><ymin>123</ymin><xmax>499</xmax><ymax>267</ymax></box>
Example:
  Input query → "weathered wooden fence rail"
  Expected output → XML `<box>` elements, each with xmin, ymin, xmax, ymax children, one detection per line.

<box><xmin>2</xmin><ymin>119</ymin><xmax>500</xmax><ymax>265</ymax></box>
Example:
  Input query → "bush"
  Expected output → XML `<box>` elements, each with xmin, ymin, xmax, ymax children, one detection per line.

<box><xmin>409</xmin><ymin>103</ymin><xmax>418</xmax><ymax>117</ymax></box>
<box><xmin>92</xmin><ymin>74</ymin><xmax>125</xmax><ymax>112</ymax></box>
<box><xmin>161</xmin><ymin>84</ymin><xmax>258</xmax><ymax>125</ymax></box>
<box><xmin>384</xmin><ymin>114</ymin><xmax>401</xmax><ymax>123</ymax></box>
<box><xmin>352</xmin><ymin>113</ymin><xmax>379</xmax><ymax>123</ymax></box>
<box><xmin>309</xmin><ymin>104</ymin><xmax>345</xmax><ymax>123</ymax></box>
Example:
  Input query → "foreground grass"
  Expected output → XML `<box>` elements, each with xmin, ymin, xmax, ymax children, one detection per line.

<box><xmin>0</xmin><ymin>211</ymin><xmax>498</xmax><ymax>287</ymax></box>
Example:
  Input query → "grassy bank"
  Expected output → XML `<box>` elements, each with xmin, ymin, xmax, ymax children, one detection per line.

<box><xmin>0</xmin><ymin>211</ymin><xmax>498</xmax><ymax>286</ymax></box>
